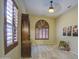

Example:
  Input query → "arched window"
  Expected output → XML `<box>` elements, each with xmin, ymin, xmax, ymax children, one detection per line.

<box><xmin>35</xmin><ymin>20</ymin><xmax>49</xmax><ymax>40</ymax></box>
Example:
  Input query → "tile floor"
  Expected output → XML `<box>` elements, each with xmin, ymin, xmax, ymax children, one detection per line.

<box><xmin>22</xmin><ymin>45</ymin><xmax>78</xmax><ymax>59</ymax></box>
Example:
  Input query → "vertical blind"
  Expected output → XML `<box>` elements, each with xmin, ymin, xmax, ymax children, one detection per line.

<box><xmin>36</xmin><ymin>28</ymin><xmax>48</xmax><ymax>39</ymax></box>
<box><xmin>6</xmin><ymin>0</ymin><xmax>18</xmax><ymax>47</ymax></box>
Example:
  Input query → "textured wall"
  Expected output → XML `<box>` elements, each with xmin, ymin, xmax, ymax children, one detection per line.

<box><xmin>56</xmin><ymin>6</ymin><xmax>78</xmax><ymax>55</ymax></box>
<box><xmin>29</xmin><ymin>15</ymin><xmax>56</xmax><ymax>45</ymax></box>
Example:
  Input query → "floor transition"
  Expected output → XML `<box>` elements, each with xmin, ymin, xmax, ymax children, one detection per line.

<box><xmin>22</xmin><ymin>45</ymin><xmax>77</xmax><ymax>59</ymax></box>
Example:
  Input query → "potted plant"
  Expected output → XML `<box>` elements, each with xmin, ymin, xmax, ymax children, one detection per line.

<box><xmin>59</xmin><ymin>41</ymin><xmax>70</xmax><ymax>51</ymax></box>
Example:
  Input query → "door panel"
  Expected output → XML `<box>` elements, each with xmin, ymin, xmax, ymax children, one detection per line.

<box><xmin>21</xmin><ymin>14</ymin><xmax>31</xmax><ymax>57</ymax></box>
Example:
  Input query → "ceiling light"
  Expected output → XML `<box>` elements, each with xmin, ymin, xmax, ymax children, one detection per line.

<box><xmin>48</xmin><ymin>1</ymin><xmax>54</xmax><ymax>13</ymax></box>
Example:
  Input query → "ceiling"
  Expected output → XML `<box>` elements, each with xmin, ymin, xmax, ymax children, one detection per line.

<box><xmin>22</xmin><ymin>0</ymin><xmax>78</xmax><ymax>17</ymax></box>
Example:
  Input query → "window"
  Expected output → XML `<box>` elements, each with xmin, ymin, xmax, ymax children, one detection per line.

<box><xmin>4</xmin><ymin>0</ymin><xmax>18</xmax><ymax>54</ymax></box>
<box><xmin>35</xmin><ymin>20</ymin><xmax>49</xmax><ymax>40</ymax></box>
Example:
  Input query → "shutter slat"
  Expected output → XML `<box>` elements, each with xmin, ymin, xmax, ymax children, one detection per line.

<box><xmin>6</xmin><ymin>0</ymin><xmax>13</xmax><ymax>47</ymax></box>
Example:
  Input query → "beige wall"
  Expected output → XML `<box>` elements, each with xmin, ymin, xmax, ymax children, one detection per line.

<box><xmin>0</xmin><ymin>0</ymin><xmax>78</xmax><ymax>58</ymax></box>
<box><xmin>0</xmin><ymin>0</ymin><xmax>26</xmax><ymax>59</ymax></box>
<box><xmin>56</xmin><ymin>6</ymin><xmax>78</xmax><ymax>55</ymax></box>
<box><xmin>29</xmin><ymin>15</ymin><xmax>56</xmax><ymax>45</ymax></box>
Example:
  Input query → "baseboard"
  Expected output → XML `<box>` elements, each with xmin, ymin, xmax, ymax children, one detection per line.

<box><xmin>31</xmin><ymin>43</ymin><xmax>56</xmax><ymax>46</ymax></box>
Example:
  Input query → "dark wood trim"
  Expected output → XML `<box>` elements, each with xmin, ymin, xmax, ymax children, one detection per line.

<box><xmin>35</xmin><ymin>38</ymin><xmax>49</xmax><ymax>40</ymax></box>
<box><xmin>4</xmin><ymin>0</ymin><xmax>7</xmax><ymax>54</ymax></box>
<box><xmin>12</xmin><ymin>0</ymin><xmax>18</xmax><ymax>9</ymax></box>
<box><xmin>5</xmin><ymin>42</ymin><xmax>18</xmax><ymax>54</ymax></box>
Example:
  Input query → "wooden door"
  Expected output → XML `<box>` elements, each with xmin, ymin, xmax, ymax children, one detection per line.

<box><xmin>21</xmin><ymin>14</ymin><xmax>31</xmax><ymax>57</ymax></box>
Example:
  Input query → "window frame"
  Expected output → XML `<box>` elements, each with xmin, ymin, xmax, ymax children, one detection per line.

<box><xmin>4</xmin><ymin>0</ymin><xmax>18</xmax><ymax>54</ymax></box>
<box><xmin>35</xmin><ymin>20</ymin><xmax>49</xmax><ymax>40</ymax></box>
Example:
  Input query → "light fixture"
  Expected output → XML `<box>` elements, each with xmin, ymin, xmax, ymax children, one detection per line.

<box><xmin>48</xmin><ymin>1</ymin><xmax>54</xmax><ymax>13</ymax></box>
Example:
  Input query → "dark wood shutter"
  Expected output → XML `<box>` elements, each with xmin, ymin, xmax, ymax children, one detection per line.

<box><xmin>4</xmin><ymin>0</ymin><xmax>18</xmax><ymax>54</ymax></box>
